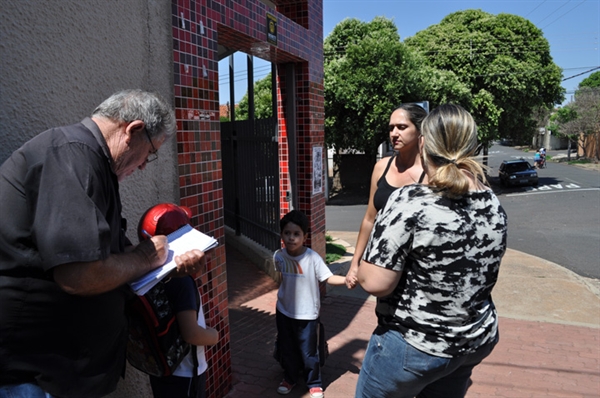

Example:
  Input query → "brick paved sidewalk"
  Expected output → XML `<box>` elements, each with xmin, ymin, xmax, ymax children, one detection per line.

<box><xmin>225</xmin><ymin>246</ymin><xmax>600</xmax><ymax>398</ymax></box>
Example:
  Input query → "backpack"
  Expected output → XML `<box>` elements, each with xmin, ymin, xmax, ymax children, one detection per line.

<box><xmin>126</xmin><ymin>277</ymin><xmax>196</xmax><ymax>377</ymax></box>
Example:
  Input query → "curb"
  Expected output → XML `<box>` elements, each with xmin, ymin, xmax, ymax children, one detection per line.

<box><xmin>325</xmin><ymin>236</ymin><xmax>600</xmax><ymax>328</ymax></box>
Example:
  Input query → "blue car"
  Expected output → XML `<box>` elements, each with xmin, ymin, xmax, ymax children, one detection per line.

<box><xmin>499</xmin><ymin>159</ymin><xmax>538</xmax><ymax>187</ymax></box>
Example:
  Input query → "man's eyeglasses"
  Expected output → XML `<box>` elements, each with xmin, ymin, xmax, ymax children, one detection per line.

<box><xmin>143</xmin><ymin>128</ymin><xmax>158</xmax><ymax>163</ymax></box>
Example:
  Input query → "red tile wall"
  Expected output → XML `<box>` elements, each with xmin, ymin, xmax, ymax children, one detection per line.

<box><xmin>171</xmin><ymin>0</ymin><xmax>323</xmax><ymax>396</ymax></box>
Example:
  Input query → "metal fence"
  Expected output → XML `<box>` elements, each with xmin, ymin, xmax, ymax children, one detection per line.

<box><xmin>221</xmin><ymin>118</ymin><xmax>280</xmax><ymax>251</ymax></box>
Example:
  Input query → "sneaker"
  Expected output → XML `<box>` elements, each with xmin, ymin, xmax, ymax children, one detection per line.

<box><xmin>309</xmin><ymin>387</ymin><xmax>324</xmax><ymax>398</ymax></box>
<box><xmin>277</xmin><ymin>380</ymin><xmax>295</xmax><ymax>395</ymax></box>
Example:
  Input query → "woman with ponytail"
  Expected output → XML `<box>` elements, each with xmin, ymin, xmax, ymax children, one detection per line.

<box><xmin>355</xmin><ymin>104</ymin><xmax>508</xmax><ymax>398</ymax></box>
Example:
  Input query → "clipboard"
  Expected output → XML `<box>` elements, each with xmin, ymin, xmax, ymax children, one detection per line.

<box><xmin>129</xmin><ymin>224</ymin><xmax>218</xmax><ymax>295</ymax></box>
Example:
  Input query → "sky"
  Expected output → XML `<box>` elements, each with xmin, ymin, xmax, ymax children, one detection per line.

<box><xmin>218</xmin><ymin>0</ymin><xmax>599</xmax><ymax>106</ymax></box>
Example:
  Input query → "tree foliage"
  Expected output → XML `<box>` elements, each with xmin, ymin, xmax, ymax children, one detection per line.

<box><xmin>548</xmin><ymin>106</ymin><xmax>577</xmax><ymax>137</ymax></box>
<box><xmin>550</xmin><ymin>87</ymin><xmax>600</xmax><ymax>159</ymax></box>
<box><xmin>571</xmin><ymin>87</ymin><xmax>600</xmax><ymax>136</ymax></box>
<box><xmin>324</xmin><ymin>17</ymin><xmax>429</xmax><ymax>157</ymax></box>
<box><xmin>549</xmin><ymin>73</ymin><xmax>600</xmax><ymax>159</ymax></box>
<box><xmin>571</xmin><ymin>87</ymin><xmax>600</xmax><ymax>159</ymax></box>
<box><xmin>405</xmin><ymin>10</ymin><xmax>564</xmax><ymax>144</ymax></box>
<box><xmin>579</xmin><ymin>71</ymin><xmax>600</xmax><ymax>89</ymax></box>
<box><xmin>236</xmin><ymin>72</ymin><xmax>273</xmax><ymax>120</ymax></box>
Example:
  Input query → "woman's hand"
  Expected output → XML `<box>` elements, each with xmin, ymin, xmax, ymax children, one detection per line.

<box><xmin>345</xmin><ymin>260</ymin><xmax>359</xmax><ymax>289</ymax></box>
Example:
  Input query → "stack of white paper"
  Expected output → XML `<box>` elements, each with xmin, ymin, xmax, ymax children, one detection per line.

<box><xmin>129</xmin><ymin>224</ymin><xmax>218</xmax><ymax>295</ymax></box>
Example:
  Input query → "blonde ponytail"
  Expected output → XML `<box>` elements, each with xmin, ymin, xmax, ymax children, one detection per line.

<box><xmin>421</xmin><ymin>104</ymin><xmax>488</xmax><ymax>197</ymax></box>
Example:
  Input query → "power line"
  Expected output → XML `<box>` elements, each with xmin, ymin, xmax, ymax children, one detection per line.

<box><xmin>219</xmin><ymin>71</ymin><xmax>271</xmax><ymax>87</ymax></box>
<box><xmin>534</xmin><ymin>0</ymin><xmax>573</xmax><ymax>25</ymax></box>
<box><xmin>525</xmin><ymin>0</ymin><xmax>548</xmax><ymax>18</ymax></box>
<box><xmin>562</xmin><ymin>66</ymin><xmax>600</xmax><ymax>81</ymax></box>
<box><xmin>325</xmin><ymin>33</ymin><xmax>597</xmax><ymax>56</ymax></box>
<box><xmin>540</xmin><ymin>0</ymin><xmax>587</xmax><ymax>30</ymax></box>
<box><xmin>324</xmin><ymin>45</ymin><xmax>593</xmax><ymax>60</ymax></box>
<box><xmin>324</xmin><ymin>36</ymin><xmax>597</xmax><ymax>60</ymax></box>
<box><xmin>218</xmin><ymin>64</ymin><xmax>271</xmax><ymax>83</ymax></box>
<box><xmin>562</xmin><ymin>66</ymin><xmax>600</xmax><ymax>71</ymax></box>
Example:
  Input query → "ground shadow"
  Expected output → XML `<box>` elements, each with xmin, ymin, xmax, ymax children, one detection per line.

<box><xmin>225</xmin><ymin>244</ymin><xmax>371</xmax><ymax>397</ymax></box>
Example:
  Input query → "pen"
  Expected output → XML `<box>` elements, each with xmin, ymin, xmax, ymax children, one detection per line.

<box><xmin>141</xmin><ymin>230</ymin><xmax>153</xmax><ymax>239</ymax></box>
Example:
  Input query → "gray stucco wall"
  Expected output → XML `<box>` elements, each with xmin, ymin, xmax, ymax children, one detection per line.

<box><xmin>0</xmin><ymin>0</ymin><xmax>179</xmax><ymax>239</ymax></box>
<box><xmin>1</xmin><ymin>1</ymin><xmax>178</xmax><ymax>396</ymax></box>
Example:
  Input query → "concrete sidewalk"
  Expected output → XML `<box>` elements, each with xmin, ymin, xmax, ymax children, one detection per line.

<box><xmin>224</xmin><ymin>232</ymin><xmax>600</xmax><ymax>398</ymax></box>
<box><xmin>326</xmin><ymin>231</ymin><xmax>600</xmax><ymax>328</ymax></box>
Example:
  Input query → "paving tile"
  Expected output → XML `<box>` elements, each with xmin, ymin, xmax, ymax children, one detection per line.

<box><xmin>225</xmin><ymin>246</ymin><xmax>600</xmax><ymax>398</ymax></box>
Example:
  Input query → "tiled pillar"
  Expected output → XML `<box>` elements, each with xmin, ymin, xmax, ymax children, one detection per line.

<box><xmin>172</xmin><ymin>1</ymin><xmax>230</xmax><ymax>396</ymax></box>
<box><xmin>172</xmin><ymin>0</ymin><xmax>324</xmax><ymax>396</ymax></box>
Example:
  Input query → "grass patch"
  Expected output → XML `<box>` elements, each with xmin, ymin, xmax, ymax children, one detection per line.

<box><xmin>325</xmin><ymin>241</ymin><xmax>347</xmax><ymax>264</ymax></box>
<box><xmin>568</xmin><ymin>158</ymin><xmax>592</xmax><ymax>165</ymax></box>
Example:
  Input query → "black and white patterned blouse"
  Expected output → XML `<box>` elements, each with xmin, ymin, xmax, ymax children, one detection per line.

<box><xmin>364</xmin><ymin>184</ymin><xmax>508</xmax><ymax>358</ymax></box>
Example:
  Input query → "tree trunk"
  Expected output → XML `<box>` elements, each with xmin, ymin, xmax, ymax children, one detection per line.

<box><xmin>596</xmin><ymin>131</ymin><xmax>600</xmax><ymax>161</ymax></box>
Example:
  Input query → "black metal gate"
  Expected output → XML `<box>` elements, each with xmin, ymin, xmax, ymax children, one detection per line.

<box><xmin>221</xmin><ymin>118</ymin><xmax>280</xmax><ymax>251</ymax></box>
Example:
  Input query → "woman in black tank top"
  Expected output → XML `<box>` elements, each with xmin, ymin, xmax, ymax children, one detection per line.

<box><xmin>346</xmin><ymin>103</ymin><xmax>428</xmax><ymax>289</ymax></box>
<box><xmin>372</xmin><ymin>154</ymin><xmax>426</xmax><ymax>212</ymax></box>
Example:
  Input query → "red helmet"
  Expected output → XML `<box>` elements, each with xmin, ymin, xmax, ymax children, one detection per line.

<box><xmin>137</xmin><ymin>203</ymin><xmax>193</xmax><ymax>241</ymax></box>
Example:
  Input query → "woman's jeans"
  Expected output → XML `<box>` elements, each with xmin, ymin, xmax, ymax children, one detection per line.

<box><xmin>355</xmin><ymin>327</ymin><xmax>498</xmax><ymax>398</ymax></box>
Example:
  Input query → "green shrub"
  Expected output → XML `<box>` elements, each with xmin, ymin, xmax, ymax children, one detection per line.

<box><xmin>325</xmin><ymin>242</ymin><xmax>347</xmax><ymax>264</ymax></box>
<box><xmin>568</xmin><ymin>158</ymin><xmax>592</xmax><ymax>165</ymax></box>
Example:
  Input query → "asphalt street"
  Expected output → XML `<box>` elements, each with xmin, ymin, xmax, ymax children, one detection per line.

<box><xmin>326</xmin><ymin>144</ymin><xmax>600</xmax><ymax>279</ymax></box>
<box><xmin>488</xmin><ymin>144</ymin><xmax>600</xmax><ymax>279</ymax></box>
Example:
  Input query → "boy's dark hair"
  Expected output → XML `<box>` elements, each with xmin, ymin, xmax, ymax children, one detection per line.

<box><xmin>280</xmin><ymin>210</ymin><xmax>309</xmax><ymax>234</ymax></box>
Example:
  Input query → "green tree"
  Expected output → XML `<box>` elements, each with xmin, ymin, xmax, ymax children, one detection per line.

<box><xmin>548</xmin><ymin>105</ymin><xmax>579</xmax><ymax>158</ymax></box>
<box><xmin>405</xmin><ymin>10</ymin><xmax>565</xmax><ymax>145</ymax></box>
<box><xmin>548</xmin><ymin>106</ymin><xmax>578</xmax><ymax>135</ymax></box>
<box><xmin>575</xmin><ymin>72</ymin><xmax>600</xmax><ymax>158</ymax></box>
<box><xmin>570</xmin><ymin>87</ymin><xmax>600</xmax><ymax>159</ymax></box>
<box><xmin>236</xmin><ymin>72</ymin><xmax>273</xmax><ymax>120</ymax></box>
<box><xmin>324</xmin><ymin>17</ymin><xmax>426</xmax><ymax>158</ymax></box>
<box><xmin>579</xmin><ymin>71</ymin><xmax>600</xmax><ymax>89</ymax></box>
<box><xmin>549</xmin><ymin>75</ymin><xmax>600</xmax><ymax>160</ymax></box>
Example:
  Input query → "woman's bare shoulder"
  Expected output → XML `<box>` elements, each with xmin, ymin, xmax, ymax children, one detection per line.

<box><xmin>375</xmin><ymin>156</ymin><xmax>393</xmax><ymax>169</ymax></box>
<box><xmin>371</xmin><ymin>156</ymin><xmax>393</xmax><ymax>177</ymax></box>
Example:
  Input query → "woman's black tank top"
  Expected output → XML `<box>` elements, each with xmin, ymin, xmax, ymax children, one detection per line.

<box><xmin>372</xmin><ymin>155</ymin><xmax>425</xmax><ymax>211</ymax></box>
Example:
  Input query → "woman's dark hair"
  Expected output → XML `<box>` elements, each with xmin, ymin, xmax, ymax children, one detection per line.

<box><xmin>393</xmin><ymin>103</ymin><xmax>429</xmax><ymax>133</ymax></box>
<box><xmin>280</xmin><ymin>210</ymin><xmax>309</xmax><ymax>234</ymax></box>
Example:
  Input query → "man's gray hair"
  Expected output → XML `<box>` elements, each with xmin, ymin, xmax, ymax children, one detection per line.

<box><xmin>92</xmin><ymin>89</ymin><xmax>176</xmax><ymax>139</ymax></box>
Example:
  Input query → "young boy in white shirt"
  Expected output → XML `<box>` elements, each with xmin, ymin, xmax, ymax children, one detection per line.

<box><xmin>273</xmin><ymin>210</ymin><xmax>346</xmax><ymax>398</ymax></box>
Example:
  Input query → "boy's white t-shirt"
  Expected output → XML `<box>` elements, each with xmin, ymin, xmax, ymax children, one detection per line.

<box><xmin>274</xmin><ymin>248</ymin><xmax>333</xmax><ymax>320</ymax></box>
<box><xmin>172</xmin><ymin>299</ymin><xmax>208</xmax><ymax>377</ymax></box>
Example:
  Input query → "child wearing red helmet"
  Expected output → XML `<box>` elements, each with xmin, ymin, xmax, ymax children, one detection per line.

<box><xmin>138</xmin><ymin>204</ymin><xmax>218</xmax><ymax>398</ymax></box>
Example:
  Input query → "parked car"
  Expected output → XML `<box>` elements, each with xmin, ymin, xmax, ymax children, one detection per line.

<box><xmin>498</xmin><ymin>159</ymin><xmax>538</xmax><ymax>187</ymax></box>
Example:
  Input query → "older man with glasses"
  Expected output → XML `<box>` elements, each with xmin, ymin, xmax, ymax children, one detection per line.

<box><xmin>0</xmin><ymin>89</ymin><xmax>206</xmax><ymax>398</ymax></box>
